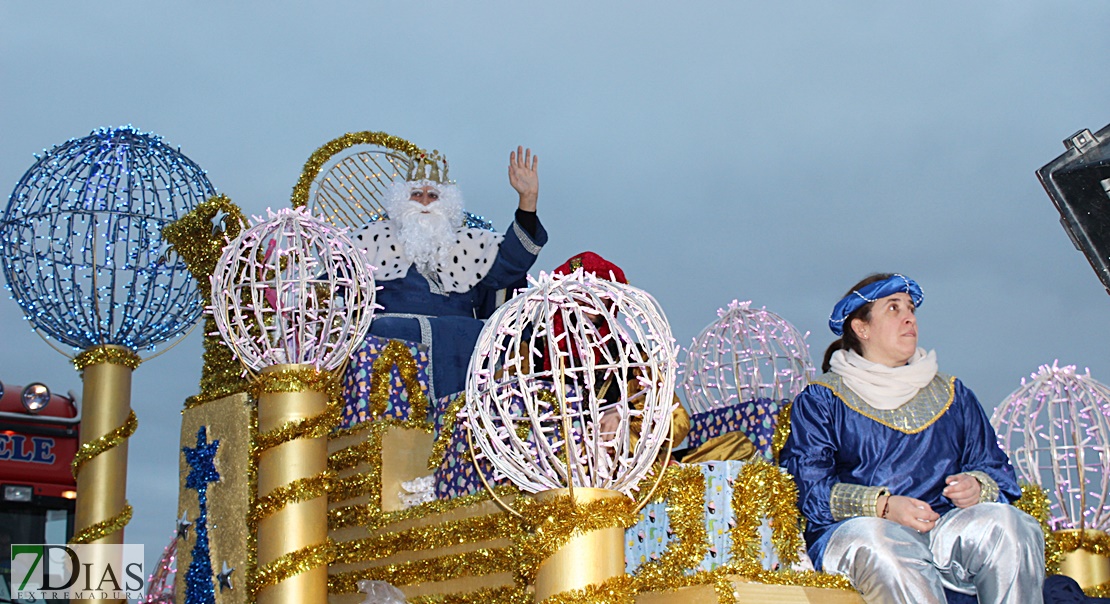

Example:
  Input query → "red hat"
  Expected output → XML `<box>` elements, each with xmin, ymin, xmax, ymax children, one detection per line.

<box><xmin>553</xmin><ymin>251</ymin><xmax>628</xmax><ymax>284</ymax></box>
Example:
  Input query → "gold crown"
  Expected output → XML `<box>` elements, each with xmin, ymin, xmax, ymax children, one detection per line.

<box><xmin>406</xmin><ymin>149</ymin><xmax>451</xmax><ymax>184</ymax></box>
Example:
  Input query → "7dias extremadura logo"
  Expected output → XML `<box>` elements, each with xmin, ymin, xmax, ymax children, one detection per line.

<box><xmin>10</xmin><ymin>544</ymin><xmax>145</xmax><ymax>600</ymax></box>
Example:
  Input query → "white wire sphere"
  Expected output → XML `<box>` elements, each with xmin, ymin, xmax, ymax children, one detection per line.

<box><xmin>465</xmin><ymin>270</ymin><xmax>678</xmax><ymax>496</ymax></box>
<box><xmin>991</xmin><ymin>362</ymin><xmax>1110</xmax><ymax>531</ymax></box>
<box><xmin>681</xmin><ymin>300</ymin><xmax>813</xmax><ymax>415</ymax></box>
<box><xmin>209</xmin><ymin>207</ymin><xmax>377</xmax><ymax>373</ymax></box>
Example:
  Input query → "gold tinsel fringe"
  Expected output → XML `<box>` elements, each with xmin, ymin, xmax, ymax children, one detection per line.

<box><xmin>368</xmin><ymin>340</ymin><xmax>431</xmax><ymax>422</ymax></box>
<box><xmin>409</xmin><ymin>585</ymin><xmax>531</xmax><ymax>604</ymax></box>
<box><xmin>250</xmin><ymin>365</ymin><xmax>342</xmax><ymax>399</ymax></box>
<box><xmin>333</xmin><ymin>511</ymin><xmax>516</xmax><ymax>565</ymax></box>
<box><xmin>250</xmin><ymin>539</ymin><xmax>336</xmax><ymax>598</ymax></box>
<box><xmin>428</xmin><ymin>393</ymin><xmax>466</xmax><ymax>470</ymax></box>
<box><xmin>1087</xmin><ymin>580</ymin><xmax>1110</xmax><ymax>598</ymax></box>
<box><xmin>630</xmin><ymin>464</ymin><xmax>708</xmax><ymax>588</ymax></box>
<box><xmin>512</xmin><ymin>494</ymin><xmax>638</xmax><ymax>585</ymax></box>
<box><xmin>251</xmin><ymin>471</ymin><xmax>336</xmax><ymax>524</ymax></box>
<box><xmin>328</xmin><ymin>547</ymin><xmax>516</xmax><ymax>593</ymax></box>
<box><xmin>1013</xmin><ymin>481</ymin><xmax>1062</xmax><ymax>574</ymax></box>
<box><xmin>72</xmin><ymin>410</ymin><xmax>138</xmax><ymax>478</ymax></box>
<box><xmin>73</xmin><ymin>346</ymin><xmax>142</xmax><ymax>372</ymax></box>
<box><xmin>539</xmin><ymin>574</ymin><xmax>636</xmax><ymax>604</ymax></box>
<box><xmin>70</xmin><ymin>502</ymin><xmax>133</xmax><ymax>544</ymax></box>
<box><xmin>729</xmin><ymin>460</ymin><xmax>803</xmax><ymax>567</ymax></box>
<box><xmin>290</xmin><ymin>132</ymin><xmax>422</xmax><ymax>209</ymax></box>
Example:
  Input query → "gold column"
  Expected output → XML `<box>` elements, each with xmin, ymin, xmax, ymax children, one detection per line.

<box><xmin>533</xmin><ymin>488</ymin><xmax>626</xmax><ymax>601</ymax></box>
<box><xmin>1057</xmin><ymin>529</ymin><xmax>1110</xmax><ymax>590</ymax></box>
<box><xmin>256</xmin><ymin>364</ymin><xmax>330</xmax><ymax>604</ymax></box>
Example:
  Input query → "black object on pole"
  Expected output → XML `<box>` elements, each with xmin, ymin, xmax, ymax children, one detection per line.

<box><xmin>1037</xmin><ymin>123</ymin><xmax>1110</xmax><ymax>295</ymax></box>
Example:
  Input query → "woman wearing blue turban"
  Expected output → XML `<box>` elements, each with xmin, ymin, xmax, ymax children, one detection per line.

<box><xmin>780</xmin><ymin>273</ymin><xmax>1044</xmax><ymax>603</ymax></box>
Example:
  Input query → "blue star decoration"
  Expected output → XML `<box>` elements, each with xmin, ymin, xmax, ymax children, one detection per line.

<box><xmin>183</xmin><ymin>426</ymin><xmax>220</xmax><ymax>604</ymax></box>
<box><xmin>217</xmin><ymin>561</ymin><xmax>234</xmax><ymax>592</ymax></box>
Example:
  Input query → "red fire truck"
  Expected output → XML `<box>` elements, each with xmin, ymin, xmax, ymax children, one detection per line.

<box><xmin>0</xmin><ymin>381</ymin><xmax>79</xmax><ymax>603</ymax></box>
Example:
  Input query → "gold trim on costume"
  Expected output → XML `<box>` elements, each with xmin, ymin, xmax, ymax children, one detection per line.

<box><xmin>964</xmin><ymin>470</ymin><xmax>1001</xmax><ymax>503</ymax></box>
<box><xmin>811</xmin><ymin>372</ymin><xmax>955</xmax><ymax>434</ymax></box>
<box><xmin>830</xmin><ymin>483</ymin><xmax>889</xmax><ymax>521</ymax></box>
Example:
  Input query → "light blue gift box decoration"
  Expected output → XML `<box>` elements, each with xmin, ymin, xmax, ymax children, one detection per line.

<box><xmin>625</xmin><ymin>460</ymin><xmax>783</xmax><ymax>573</ymax></box>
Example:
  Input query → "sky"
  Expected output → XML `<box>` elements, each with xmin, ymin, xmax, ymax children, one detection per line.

<box><xmin>3</xmin><ymin>0</ymin><xmax>1110</xmax><ymax>578</ymax></box>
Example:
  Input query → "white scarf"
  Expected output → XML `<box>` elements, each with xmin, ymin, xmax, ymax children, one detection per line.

<box><xmin>828</xmin><ymin>348</ymin><xmax>938</xmax><ymax>410</ymax></box>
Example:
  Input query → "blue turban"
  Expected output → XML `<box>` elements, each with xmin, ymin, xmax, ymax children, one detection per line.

<box><xmin>828</xmin><ymin>274</ymin><xmax>924</xmax><ymax>336</ymax></box>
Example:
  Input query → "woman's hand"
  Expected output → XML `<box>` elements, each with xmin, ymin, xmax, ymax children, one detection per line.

<box><xmin>943</xmin><ymin>473</ymin><xmax>982</xmax><ymax>508</ymax></box>
<box><xmin>508</xmin><ymin>146</ymin><xmax>539</xmax><ymax>211</ymax></box>
<box><xmin>879</xmin><ymin>495</ymin><xmax>940</xmax><ymax>532</ymax></box>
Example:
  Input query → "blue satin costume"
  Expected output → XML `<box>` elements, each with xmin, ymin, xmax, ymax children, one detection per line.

<box><xmin>780</xmin><ymin>373</ymin><xmax>1021</xmax><ymax>569</ymax></box>
<box><xmin>360</xmin><ymin>215</ymin><xmax>547</xmax><ymax>400</ymax></box>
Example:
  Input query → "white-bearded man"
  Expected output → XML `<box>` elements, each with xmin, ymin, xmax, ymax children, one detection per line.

<box><xmin>346</xmin><ymin>146</ymin><xmax>546</xmax><ymax>411</ymax></box>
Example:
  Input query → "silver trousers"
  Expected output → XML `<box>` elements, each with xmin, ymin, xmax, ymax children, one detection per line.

<box><xmin>823</xmin><ymin>503</ymin><xmax>1044</xmax><ymax>604</ymax></box>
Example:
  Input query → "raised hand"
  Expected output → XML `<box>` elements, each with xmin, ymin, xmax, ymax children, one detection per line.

<box><xmin>943</xmin><ymin>473</ymin><xmax>983</xmax><ymax>508</ymax></box>
<box><xmin>508</xmin><ymin>146</ymin><xmax>539</xmax><ymax>212</ymax></box>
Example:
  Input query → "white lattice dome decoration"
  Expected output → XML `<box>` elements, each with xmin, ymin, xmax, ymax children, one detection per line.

<box><xmin>991</xmin><ymin>362</ymin><xmax>1110</xmax><ymax>531</ymax></box>
<box><xmin>465</xmin><ymin>270</ymin><xmax>678</xmax><ymax>496</ymax></box>
<box><xmin>209</xmin><ymin>207</ymin><xmax>377</xmax><ymax>374</ymax></box>
<box><xmin>682</xmin><ymin>300</ymin><xmax>813</xmax><ymax>415</ymax></box>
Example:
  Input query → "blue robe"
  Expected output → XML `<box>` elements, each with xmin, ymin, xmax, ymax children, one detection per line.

<box><xmin>351</xmin><ymin>215</ymin><xmax>547</xmax><ymax>400</ymax></box>
<box><xmin>779</xmin><ymin>372</ymin><xmax>1020</xmax><ymax>569</ymax></box>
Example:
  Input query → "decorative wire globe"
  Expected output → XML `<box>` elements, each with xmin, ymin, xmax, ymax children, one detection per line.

<box><xmin>682</xmin><ymin>300</ymin><xmax>813</xmax><ymax>415</ymax></box>
<box><xmin>0</xmin><ymin>126</ymin><xmax>214</xmax><ymax>351</ymax></box>
<box><xmin>209</xmin><ymin>207</ymin><xmax>377</xmax><ymax>374</ymax></box>
<box><xmin>991</xmin><ymin>362</ymin><xmax>1110</xmax><ymax>531</ymax></box>
<box><xmin>465</xmin><ymin>270</ymin><xmax>678</xmax><ymax>496</ymax></box>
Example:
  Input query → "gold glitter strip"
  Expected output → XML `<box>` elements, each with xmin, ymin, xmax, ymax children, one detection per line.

<box><xmin>771</xmin><ymin>400</ymin><xmax>793</xmax><ymax>463</ymax></box>
<box><xmin>251</xmin><ymin>472</ymin><xmax>336</xmax><ymax>524</ymax></box>
<box><xmin>428</xmin><ymin>393</ymin><xmax>467</xmax><ymax>470</ymax></box>
<box><xmin>250</xmin><ymin>540</ymin><xmax>336</xmax><ymax>598</ymax></box>
<box><xmin>328</xmin><ymin>547</ymin><xmax>516</xmax><ymax>593</ymax></box>
<box><xmin>73</xmin><ymin>346</ymin><xmax>142</xmax><ymax>372</ymax></box>
<box><xmin>1013</xmin><ymin>481</ymin><xmax>1061</xmax><ymax>574</ymax></box>
<box><xmin>291</xmin><ymin>131</ymin><xmax>422</xmax><ymax>209</ymax></box>
<box><xmin>72</xmin><ymin>410</ymin><xmax>138</xmax><ymax>478</ymax></box>
<box><xmin>70</xmin><ymin>502</ymin><xmax>133</xmax><ymax>544</ymax></box>
<box><xmin>368</xmin><ymin>340</ymin><xmax>431</xmax><ymax>422</ymax></box>
<box><xmin>333</xmin><ymin>511</ymin><xmax>515</xmax><ymax>565</ymax></box>
<box><xmin>630</xmin><ymin>464</ymin><xmax>709</xmax><ymax>589</ymax></box>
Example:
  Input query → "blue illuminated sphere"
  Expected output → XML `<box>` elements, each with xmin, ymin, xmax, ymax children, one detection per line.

<box><xmin>0</xmin><ymin>126</ymin><xmax>215</xmax><ymax>351</ymax></box>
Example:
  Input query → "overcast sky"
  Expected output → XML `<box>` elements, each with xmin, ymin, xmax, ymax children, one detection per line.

<box><xmin>3</xmin><ymin>1</ymin><xmax>1110</xmax><ymax>576</ymax></box>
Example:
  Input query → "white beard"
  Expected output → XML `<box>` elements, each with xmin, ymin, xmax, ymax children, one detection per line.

<box><xmin>383</xmin><ymin>185</ymin><xmax>464</xmax><ymax>273</ymax></box>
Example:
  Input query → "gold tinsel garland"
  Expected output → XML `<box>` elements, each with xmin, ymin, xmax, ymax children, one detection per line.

<box><xmin>630</xmin><ymin>464</ymin><xmax>709</xmax><ymax>589</ymax></box>
<box><xmin>368</xmin><ymin>340</ymin><xmax>431</xmax><ymax>422</ymax></box>
<box><xmin>333</xmin><ymin>511</ymin><xmax>516</xmax><ymax>565</ymax></box>
<box><xmin>771</xmin><ymin>401</ymin><xmax>793</xmax><ymax>463</ymax></box>
<box><xmin>538</xmin><ymin>574</ymin><xmax>637</xmax><ymax>604</ymax></box>
<box><xmin>290</xmin><ymin>131</ymin><xmax>423</xmax><ymax>209</ymax></box>
<box><xmin>73</xmin><ymin>345</ymin><xmax>142</xmax><ymax>372</ymax></box>
<box><xmin>329</xmin><ymin>547</ymin><xmax>517</xmax><ymax>593</ymax></box>
<box><xmin>1087</xmin><ymin>581</ymin><xmax>1110</xmax><ymax>598</ymax></box>
<box><xmin>71</xmin><ymin>410</ymin><xmax>138</xmax><ymax>478</ymax></box>
<box><xmin>1054</xmin><ymin>530</ymin><xmax>1110</xmax><ymax>557</ymax></box>
<box><xmin>428</xmin><ymin>393</ymin><xmax>467</xmax><ymax>470</ymax></box>
<box><xmin>330</xmin><ymin>472</ymin><xmax>376</xmax><ymax>503</ymax></box>
<box><xmin>184</xmin><ymin>316</ymin><xmax>250</xmax><ymax>409</ymax></box>
<box><xmin>249</xmin><ymin>539</ymin><xmax>337</xmax><ymax>598</ymax></box>
<box><xmin>1012</xmin><ymin>481</ymin><xmax>1062</xmax><ymax>574</ymax></box>
<box><xmin>328</xmin><ymin>439</ymin><xmax>376</xmax><ymax>471</ymax></box>
<box><xmin>70</xmin><ymin>502</ymin><xmax>133</xmax><ymax>544</ymax></box>
<box><xmin>511</xmin><ymin>494</ymin><xmax>639</xmax><ymax>585</ymax></box>
<box><xmin>409</xmin><ymin>585</ymin><xmax>531</xmax><ymax>604</ymax></box>
<box><xmin>251</xmin><ymin>471</ymin><xmax>336</xmax><ymax>524</ymax></box>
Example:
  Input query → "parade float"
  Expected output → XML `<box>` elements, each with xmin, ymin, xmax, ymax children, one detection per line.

<box><xmin>7</xmin><ymin>127</ymin><xmax>1109</xmax><ymax>603</ymax></box>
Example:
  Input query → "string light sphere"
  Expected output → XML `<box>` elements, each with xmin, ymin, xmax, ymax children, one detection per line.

<box><xmin>682</xmin><ymin>300</ymin><xmax>813</xmax><ymax>415</ymax></box>
<box><xmin>0</xmin><ymin>126</ymin><xmax>214</xmax><ymax>352</ymax></box>
<box><xmin>209</xmin><ymin>207</ymin><xmax>377</xmax><ymax>374</ymax></box>
<box><xmin>465</xmin><ymin>270</ymin><xmax>678</xmax><ymax>496</ymax></box>
<box><xmin>992</xmin><ymin>362</ymin><xmax>1110</xmax><ymax>531</ymax></box>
